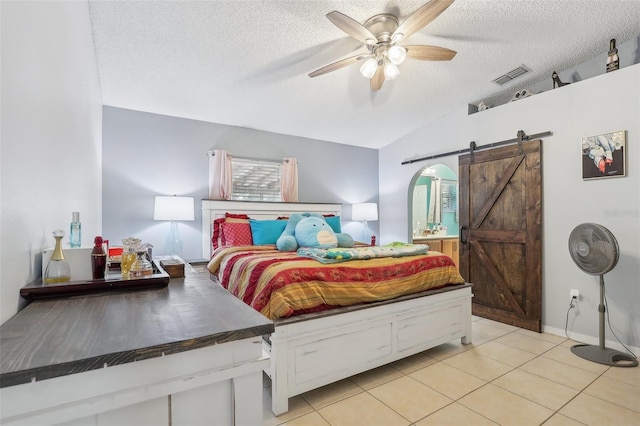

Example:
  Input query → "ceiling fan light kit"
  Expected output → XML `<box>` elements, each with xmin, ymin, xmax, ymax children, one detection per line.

<box><xmin>387</xmin><ymin>46</ymin><xmax>407</xmax><ymax>65</ymax></box>
<box><xmin>309</xmin><ymin>0</ymin><xmax>457</xmax><ymax>91</ymax></box>
<box><xmin>384</xmin><ymin>61</ymin><xmax>400</xmax><ymax>80</ymax></box>
<box><xmin>360</xmin><ymin>58</ymin><xmax>378</xmax><ymax>79</ymax></box>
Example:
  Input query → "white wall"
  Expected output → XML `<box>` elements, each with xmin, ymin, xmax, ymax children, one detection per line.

<box><xmin>1</xmin><ymin>1</ymin><xmax>103</xmax><ymax>324</ymax></box>
<box><xmin>380</xmin><ymin>65</ymin><xmax>640</xmax><ymax>351</ymax></box>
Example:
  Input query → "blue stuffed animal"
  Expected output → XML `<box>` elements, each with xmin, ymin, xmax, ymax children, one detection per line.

<box><xmin>276</xmin><ymin>212</ymin><xmax>354</xmax><ymax>252</ymax></box>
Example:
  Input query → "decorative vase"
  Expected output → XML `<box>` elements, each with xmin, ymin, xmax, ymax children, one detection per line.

<box><xmin>44</xmin><ymin>230</ymin><xmax>71</xmax><ymax>284</ymax></box>
<box><xmin>120</xmin><ymin>237</ymin><xmax>139</xmax><ymax>278</ymax></box>
<box><xmin>129</xmin><ymin>250</ymin><xmax>153</xmax><ymax>277</ymax></box>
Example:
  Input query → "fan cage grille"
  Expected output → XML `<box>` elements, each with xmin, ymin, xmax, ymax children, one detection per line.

<box><xmin>568</xmin><ymin>223</ymin><xmax>619</xmax><ymax>275</ymax></box>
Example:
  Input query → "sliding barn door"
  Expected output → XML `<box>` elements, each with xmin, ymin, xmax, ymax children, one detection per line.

<box><xmin>458</xmin><ymin>140</ymin><xmax>542</xmax><ymax>332</ymax></box>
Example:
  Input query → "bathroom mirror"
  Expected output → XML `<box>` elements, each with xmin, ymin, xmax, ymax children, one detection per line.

<box><xmin>409</xmin><ymin>164</ymin><xmax>459</xmax><ymax>240</ymax></box>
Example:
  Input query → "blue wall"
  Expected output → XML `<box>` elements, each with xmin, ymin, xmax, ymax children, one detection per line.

<box><xmin>102</xmin><ymin>107</ymin><xmax>379</xmax><ymax>260</ymax></box>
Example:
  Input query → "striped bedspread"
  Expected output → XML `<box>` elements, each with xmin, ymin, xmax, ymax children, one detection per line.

<box><xmin>207</xmin><ymin>245</ymin><xmax>465</xmax><ymax>320</ymax></box>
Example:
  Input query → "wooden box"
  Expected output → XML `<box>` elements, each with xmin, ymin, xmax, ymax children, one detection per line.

<box><xmin>160</xmin><ymin>258</ymin><xmax>185</xmax><ymax>278</ymax></box>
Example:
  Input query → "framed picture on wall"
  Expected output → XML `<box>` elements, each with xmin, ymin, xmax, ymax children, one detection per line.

<box><xmin>581</xmin><ymin>130</ymin><xmax>626</xmax><ymax>179</ymax></box>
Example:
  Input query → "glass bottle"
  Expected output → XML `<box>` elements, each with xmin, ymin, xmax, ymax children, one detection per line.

<box><xmin>91</xmin><ymin>236</ymin><xmax>107</xmax><ymax>279</ymax></box>
<box><xmin>120</xmin><ymin>237</ymin><xmax>138</xmax><ymax>278</ymax></box>
<box><xmin>70</xmin><ymin>212</ymin><xmax>81</xmax><ymax>248</ymax></box>
<box><xmin>606</xmin><ymin>38</ymin><xmax>619</xmax><ymax>73</ymax></box>
<box><xmin>44</xmin><ymin>230</ymin><xmax>71</xmax><ymax>284</ymax></box>
<box><xmin>129</xmin><ymin>250</ymin><xmax>153</xmax><ymax>277</ymax></box>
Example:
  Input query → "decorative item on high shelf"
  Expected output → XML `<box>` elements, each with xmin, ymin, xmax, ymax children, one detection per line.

<box><xmin>510</xmin><ymin>89</ymin><xmax>535</xmax><ymax>102</ymax></box>
<box><xmin>552</xmin><ymin>71</ymin><xmax>570</xmax><ymax>89</ymax></box>
<box><xmin>477</xmin><ymin>100</ymin><xmax>490</xmax><ymax>111</ymax></box>
<box><xmin>581</xmin><ymin>130</ymin><xmax>626</xmax><ymax>179</ymax></box>
<box><xmin>606</xmin><ymin>38</ymin><xmax>619</xmax><ymax>73</ymax></box>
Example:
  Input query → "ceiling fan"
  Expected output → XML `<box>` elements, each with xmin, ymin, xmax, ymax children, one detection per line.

<box><xmin>309</xmin><ymin>0</ymin><xmax>457</xmax><ymax>91</ymax></box>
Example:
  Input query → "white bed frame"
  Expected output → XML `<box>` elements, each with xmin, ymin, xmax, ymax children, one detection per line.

<box><xmin>202</xmin><ymin>200</ymin><xmax>472</xmax><ymax>415</ymax></box>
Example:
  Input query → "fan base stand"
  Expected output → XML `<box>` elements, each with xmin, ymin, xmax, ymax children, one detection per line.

<box><xmin>571</xmin><ymin>344</ymin><xmax>638</xmax><ymax>367</ymax></box>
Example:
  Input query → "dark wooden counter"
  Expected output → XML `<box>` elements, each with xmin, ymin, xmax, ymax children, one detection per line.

<box><xmin>0</xmin><ymin>263</ymin><xmax>274</xmax><ymax>388</ymax></box>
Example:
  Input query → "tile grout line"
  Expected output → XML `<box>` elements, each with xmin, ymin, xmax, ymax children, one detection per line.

<box><xmin>540</xmin><ymin>366</ymin><xmax>612</xmax><ymax>426</ymax></box>
<box><xmin>299</xmin><ymin>378</ymin><xmax>367</xmax><ymax>414</ymax></box>
<box><xmin>414</xmin><ymin>328</ymin><xmax>564</xmax><ymax>425</ymax></box>
<box><xmin>481</xmin><ymin>336</ymin><xmax>616</xmax><ymax>425</ymax></box>
<box><xmin>268</xmin><ymin>323</ymin><xmax>637</xmax><ymax>426</ymax></box>
<box><xmin>449</xmin><ymin>328</ymin><xmax>577</xmax><ymax>425</ymax></box>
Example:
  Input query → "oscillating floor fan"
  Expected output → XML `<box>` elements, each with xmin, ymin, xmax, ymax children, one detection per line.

<box><xmin>568</xmin><ymin>223</ymin><xmax>638</xmax><ymax>367</ymax></box>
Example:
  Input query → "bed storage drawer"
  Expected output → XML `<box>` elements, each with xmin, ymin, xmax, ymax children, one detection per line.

<box><xmin>397</xmin><ymin>303</ymin><xmax>463</xmax><ymax>353</ymax></box>
<box><xmin>268</xmin><ymin>284</ymin><xmax>472</xmax><ymax>404</ymax></box>
<box><xmin>294</xmin><ymin>323</ymin><xmax>392</xmax><ymax>385</ymax></box>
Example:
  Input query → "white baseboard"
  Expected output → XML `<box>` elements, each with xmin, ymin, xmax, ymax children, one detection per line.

<box><xmin>543</xmin><ymin>325</ymin><xmax>639</xmax><ymax>357</ymax></box>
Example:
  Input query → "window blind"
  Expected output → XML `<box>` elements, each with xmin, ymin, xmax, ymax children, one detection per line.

<box><xmin>231</xmin><ymin>157</ymin><xmax>282</xmax><ymax>201</ymax></box>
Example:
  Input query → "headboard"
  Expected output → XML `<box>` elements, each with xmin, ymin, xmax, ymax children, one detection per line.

<box><xmin>201</xmin><ymin>200</ymin><xmax>343</xmax><ymax>259</ymax></box>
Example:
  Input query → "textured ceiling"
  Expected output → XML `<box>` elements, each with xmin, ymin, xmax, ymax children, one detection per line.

<box><xmin>88</xmin><ymin>0</ymin><xmax>640</xmax><ymax>149</ymax></box>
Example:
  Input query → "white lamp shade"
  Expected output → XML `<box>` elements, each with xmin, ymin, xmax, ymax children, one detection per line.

<box><xmin>154</xmin><ymin>196</ymin><xmax>195</xmax><ymax>221</ymax></box>
<box><xmin>352</xmin><ymin>203</ymin><xmax>378</xmax><ymax>221</ymax></box>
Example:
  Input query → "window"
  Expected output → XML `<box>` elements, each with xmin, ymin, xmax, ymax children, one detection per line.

<box><xmin>231</xmin><ymin>157</ymin><xmax>282</xmax><ymax>201</ymax></box>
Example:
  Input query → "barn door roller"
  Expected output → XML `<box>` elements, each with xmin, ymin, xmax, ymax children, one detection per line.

<box><xmin>401</xmin><ymin>130</ymin><xmax>552</xmax><ymax>165</ymax></box>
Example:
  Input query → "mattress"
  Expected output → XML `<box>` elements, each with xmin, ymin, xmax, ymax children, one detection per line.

<box><xmin>207</xmin><ymin>245</ymin><xmax>465</xmax><ymax>320</ymax></box>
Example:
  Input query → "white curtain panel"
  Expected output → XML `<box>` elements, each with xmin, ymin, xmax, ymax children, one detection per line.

<box><xmin>208</xmin><ymin>150</ymin><xmax>232</xmax><ymax>200</ymax></box>
<box><xmin>281</xmin><ymin>158</ymin><xmax>298</xmax><ymax>202</ymax></box>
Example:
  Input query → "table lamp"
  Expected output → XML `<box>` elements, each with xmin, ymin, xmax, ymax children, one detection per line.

<box><xmin>154</xmin><ymin>196</ymin><xmax>195</xmax><ymax>256</ymax></box>
<box><xmin>352</xmin><ymin>202</ymin><xmax>378</xmax><ymax>245</ymax></box>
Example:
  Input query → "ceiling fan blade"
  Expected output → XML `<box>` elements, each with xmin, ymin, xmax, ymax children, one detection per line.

<box><xmin>392</xmin><ymin>0</ymin><xmax>455</xmax><ymax>42</ymax></box>
<box><xmin>326</xmin><ymin>11</ymin><xmax>377</xmax><ymax>45</ymax></box>
<box><xmin>370</xmin><ymin>65</ymin><xmax>385</xmax><ymax>91</ymax></box>
<box><xmin>404</xmin><ymin>45</ymin><xmax>457</xmax><ymax>61</ymax></box>
<box><xmin>308</xmin><ymin>54</ymin><xmax>371</xmax><ymax>78</ymax></box>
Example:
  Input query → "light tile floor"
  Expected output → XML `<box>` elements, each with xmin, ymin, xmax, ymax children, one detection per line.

<box><xmin>263</xmin><ymin>316</ymin><xmax>640</xmax><ymax>426</ymax></box>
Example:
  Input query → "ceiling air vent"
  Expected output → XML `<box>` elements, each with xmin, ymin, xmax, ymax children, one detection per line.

<box><xmin>492</xmin><ymin>65</ymin><xmax>530</xmax><ymax>85</ymax></box>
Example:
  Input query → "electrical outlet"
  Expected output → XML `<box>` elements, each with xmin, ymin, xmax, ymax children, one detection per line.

<box><xmin>570</xmin><ymin>289</ymin><xmax>579</xmax><ymax>300</ymax></box>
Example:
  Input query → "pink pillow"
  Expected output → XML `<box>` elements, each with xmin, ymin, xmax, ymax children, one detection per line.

<box><xmin>212</xmin><ymin>213</ymin><xmax>250</xmax><ymax>250</ymax></box>
<box><xmin>212</xmin><ymin>217</ymin><xmax>226</xmax><ymax>250</ymax></box>
<box><xmin>221</xmin><ymin>222</ymin><xmax>253</xmax><ymax>246</ymax></box>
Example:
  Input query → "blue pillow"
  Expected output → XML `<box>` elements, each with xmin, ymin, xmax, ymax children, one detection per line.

<box><xmin>324</xmin><ymin>216</ymin><xmax>342</xmax><ymax>233</ymax></box>
<box><xmin>249</xmin><ymin>219</ymin><xmax>287</xmax><ymax>245</ymax></box>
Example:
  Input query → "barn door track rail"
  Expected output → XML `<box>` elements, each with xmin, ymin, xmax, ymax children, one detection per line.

<box><xmin>400</xmin><ymin>130</ymin><xmax>553</xmax><ymax>165</ymax></box>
